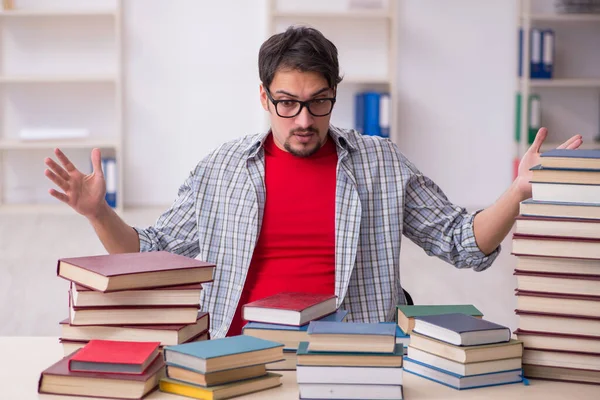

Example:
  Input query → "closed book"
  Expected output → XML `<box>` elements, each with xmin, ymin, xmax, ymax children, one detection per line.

<box><xmin>519</xmin><ymin>199</ymin><xmax>600</xmax><ymax>221</ymax></box>
<box><xmin>515</xmin><ymin>290</ymin><xmax>600</xmax><ymax>318</ymax></box>
<box><xmin>380</xmin><ymin>321</ymin><xmax>410</xmax><ymax>348</ymax></box>
<box><xmin>513</xmin><ymin>253</ymin><xmax>600</xmax><ymax>276</ymax></box>
<box><xmin>166</xmin><ymin>363</ymin><xmax>267</xmax><ymax>387</ymax></box>
<box><xmin>515</xmin><ymin>214</ymin><xmax>600</xmax><ymax>240</ymax></box>
<box><xmin>523</xmin><ymin>364</ymin><xmax>600</xmax><ymax>385</ymax></box>
<box><xmin>159</xmin><ymin>373</ymin><xmax>282</xmax><ymax>400</ymax></box>
<box><xmin>516</xmin><ymin>310</ymin><xmax>600</xmax><ymax>338</ymax></box>
<box><xmin>409</xmin><ymin>332</ymin><xmax>523</xmax><ymax>364</ymax></box>
<box><xmin>266</xmin><ymin>349</ymin><xmax>297</xmax><ymax>371</ymax></box>
<box><xmin>515</xmin><ymin>329</ymin><xmax>600</xmax><ymax>354</ymax></box>
<box><xmin>297</xmin><ymin>341</ymin><xmax>404</xmax><ymax>368</ymax></box>
<box><xmin>243</xmin><ymin>309</ymin><xmax>348</xmax><ymax>332</ymax></box>
<box><xmin>512</xmin><ymin>234</ymin><xmax>600</xmax><ymax>260</ymax></box>
<box><xmin>71</xmin><ymin>282</ymin><xmax>203</xmax><ymax>307</ymax></box>
<box><xmin>540</xmin><ymin>149</ymin><xmax>600</xmax><ymax>170</ymax></box>
<box><xmin>59</xmin><ymin>311</ymin><xmax>209</xmax><ymax>345</ymax></box>
<box><xmin>396</xmin><ymin>304</ymin><xmax>483</xmax><ymax>334</ymax></box>
<box><xmin>523</xmin><ymin>348</ymin><xmax>600</xmax><ymax>371</ymax></box>
<box><xmin>530</xmin><ymin>164</ymin><xmax>600</xmax><ymax>185</ymax></box>
<box><xmin>57</xmin><ymin>251</ymin><xmax>215</xmax><ymax>292</ymax></box>
<box><xmin>242</xmin><ymin>292</ymin><xmax>337</xmax><ymax>326</ymax></box>
<box><xmin>413</xmin><ymin>313</ymin><xmax>510</xmax><ymax>346</ymax></box>
<box><xmin>38</xmin><ymin>349</ymin><xmax>165</xmax><ymax>399</ymax></box>
<box><xmin>514</xmin><ymin>271</ymin><xmax>600</xmax><ymax>297</ymax></box>
<box><xmin>298</xmin><ymin>382</ymin><xmax>403</xmax><ymax>400</ymax></box>
<box><xmin>531</xmin><ymin>181</ymin><xmax>600</xmax><ymax>204</ymax></box>
<box><xmin>307</xmin><ymin>321</ymin><xmax>396</xmax><ymax>353</ymax></box>
<box><xmin>164</xmin><ymin>335</ymin><xmax>284</xmax><ymax>374</ymax></box>
<box><xmin>68</xmin><ymin>340</ymin><xmax>160</xmax><ymax>374</ymax></box>
<box><xmin>296</xmin><ymin>364</ymin><xmax>403</xmax><ymax>385</ymax></box>
<box><xmin>403</xmin><ymin>357</ymin><xmax>522</xmax><ymax>390</ymax></box>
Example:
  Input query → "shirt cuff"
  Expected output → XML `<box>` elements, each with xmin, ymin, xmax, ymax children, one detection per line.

<box><xmin>132</xmin><ymin>226</ymin><xmax>155</xmax><ymax>252</ymax></box>
<box><xmin>461</xmin><ymin>209</ymin><xmax>501</xmax><ymax>272</ymax></box>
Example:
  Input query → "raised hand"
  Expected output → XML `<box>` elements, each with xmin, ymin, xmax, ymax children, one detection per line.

<box><xmin>44</xmin><ymin>148</ymin><xmax>107</xmax><ymax>217</ymax></box>
<box><xmin>515</xmin><ymin>127</ymin><xmax>582</xmax><ymax>200</ymax></box>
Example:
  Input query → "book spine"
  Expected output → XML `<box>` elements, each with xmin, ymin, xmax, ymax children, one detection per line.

<box><xmin>363</xmin><ymin>92</ymin><xmax>381</xmax><ymax>136</ymax></box>
<box><xmin>104</xmin><ymin>158</ymin><xmax>117</xmax><ymax>208</ymax></box>
<box><xmin>542</xmin><ymin>29</ymin><xmax>554</xmax><ymax>80</ymax></box>
<box><xmin>379</xmin><ymin>93</ymin><xmax>390</xmax><ymax>138</ymax></box>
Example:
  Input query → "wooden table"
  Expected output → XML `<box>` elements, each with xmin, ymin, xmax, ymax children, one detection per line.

<box><xmin>2</xmin><ymin>337</ymin><xmax>598</xmax><ymax>399</ymax></box>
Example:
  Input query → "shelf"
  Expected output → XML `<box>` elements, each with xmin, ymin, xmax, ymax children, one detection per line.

<box><xmin>272</xmin><ymin>10</ymin><xmax>390</xmax><ymax>19</ymax></box>
<box><xmin>0</xmin><ymin>138</ymin><xmax>120</xmax><ymax>150</ymax></box>
<box><xmin>522</xmin><ymin>79</ymin><xmax>600</xmax><ymax>88</ymax></box>
<box><xmin>0</xmin><ymin>75</ymin><xmax>118</xmax><ymax>84</ymax></box>
<box><xmin>0</xmin><ymin>203</ymin><xmax>123</xmax><ymax>215</ymax></box>
<box><xmin>525</xmin><ymin>13</ymin><xmax>600</xmax><ymax>22</ymax></box>
<box><xmin>0</xmin><ymin>9</ymin><xmax>116</xmax><ymax>17</ymax></box>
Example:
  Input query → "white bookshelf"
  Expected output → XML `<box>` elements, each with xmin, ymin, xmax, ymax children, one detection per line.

<box><xmin>0</xmin><ymin>0</ymin><xmax>123</xmax><ymax>213</ymax></box>
<box><xmin>266</xmin><ymin>0</ymin><xmax>399</xmax><ymax>145</ymax></box>
<box><xmin>516</xmin><ymin>0</ymin><xmax>600</xmax><ymax>165</ymax></box>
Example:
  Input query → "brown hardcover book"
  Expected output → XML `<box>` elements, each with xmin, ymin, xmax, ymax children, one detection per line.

<box><xmin>60</xmin><ymin>311</ymin><xmax>209</xmax><ymax>344</ymax></box>
<box><xmin>516</xmin><ymin>310</ymin><xmax>600</xmax><ymax>338</ymax></box>
<box><xmin>71</xmin><ymin>282</ymin><xmax>203</xmax><ymax>307</ymax></box>
<box><xmin>520</xmin><ymin>199</ymin><xmax>600</xmax><ymax>221</ymax></box>
<box><xmin>515</xmin><ymin>329</ymin><xmax>600</xmax><ymax>355</ymax></box>
<box><xmin>512</xmin><ymin>254</ymin><xmax>600</xmax><ymax>275</ymax></box>
<box><xmin>38</xmin><ymin>349</ymin><xmax>165</xmax><ymax>399</ymax></box>
<box><xmin>57</xmin><ymin>251</ymin><xmax>215</xmax><ymax>292</ymax></box>
<box><xmin>166</xmin><ymin>363</ymin><xmax>267</xmax><ymax>387</ymax></box>
<box><xmin>515</xmin><ymin>290</ymin><xmax>600</xmax><ymax>318</ymax></box>
<box><xmin>515</xmin><ymin>215</ymin><xmax>600</xmax><ymax>239</ymax></box>
<box><xmin>523</xmin><ymin>348</ymin><xmax>600</xmax><ymax>371</ymax></box>
<box><xmin>512</xmin><ymin>234</ymin><xmax>600</xmax><ymax>259</ymax></box>
<box><xmin>514</xmin><ymin>270</ymin><xmax>600</xmax><ymax>297</ymax></box>
<box><xmin>523</xmin><ymin>364</ymin><xmax>600</xmax><ymax>385</ymax></box>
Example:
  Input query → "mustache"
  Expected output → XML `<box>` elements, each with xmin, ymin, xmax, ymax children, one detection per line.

<box><xmin>290</xmin><ymin>127</ymin><xmax>318</xmax><ymax>135</ymax></box>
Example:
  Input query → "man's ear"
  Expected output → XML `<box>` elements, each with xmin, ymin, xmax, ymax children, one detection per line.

<box><xmin>259</xmin><ymin>84</ymin><xmax>269</xmax><ymax>112</ymax></box>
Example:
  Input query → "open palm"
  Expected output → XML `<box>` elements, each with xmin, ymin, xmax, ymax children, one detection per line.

<box><xmin>44</xmin><ymin>148</ymin><xmax>107</xmax><ymax>217</ymax></box>
<box><xmin>516</xmin><ymin>127</ymin><xmax>582</xmax><ymax>199</ymax></box>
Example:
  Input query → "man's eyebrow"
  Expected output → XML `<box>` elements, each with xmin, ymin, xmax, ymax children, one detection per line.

<box><xmin>274</xmin><ymin>87</ymin><xmax>330</xmax><ymax>98</ymax></box>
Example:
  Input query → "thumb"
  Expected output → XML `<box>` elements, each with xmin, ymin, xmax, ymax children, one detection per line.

<box><xmin>91</xmin><ymin>148</ymin><xmax>104</xmax><ymax>178</ymax></box>
<box><xmin>530</xmin><ymin>127</ymin><xmax>548</xmax><ymax>154</ymax></box>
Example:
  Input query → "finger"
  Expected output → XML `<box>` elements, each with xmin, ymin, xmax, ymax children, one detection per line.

<box><xmin>90</xmin><ymin>148</ymin><xmax>104</xmax><ymax>177</ymax></box>
<box><xmin>44</xmin><ymin>157</ymin><xmax>70</xmax><ymax>181</ymax></box>
<box><xmin>45</xmin><ymin>169</ymin><xmax>70</xmax><ymax>192</ymax></box>
<box><xmin>49</xmin><ymin>188</ymin><xmax>69</xmax><ymax>204</ymax></box>
<box><xmin>54</xmin><ymin>148</ymin><xmax>78</xmax><ymax>173</ymax></box>
<box><xmin>565</xmin><ymin>137</ymin><xmax>583</xmax><ymax>150</ymax></box>
<box><xmin>530</xmin><ymin>127</ymin><xmax>548</xmax><ymax>153</ymax></box>
<box><xmin>556</xmin><ymin>135</ymin><xmax>583</xmax><ymax>150</ymax></box>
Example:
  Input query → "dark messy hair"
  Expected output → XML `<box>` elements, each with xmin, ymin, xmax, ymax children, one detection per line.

<box><xmin>258</xmin><ymin>25</ymin><xmax>343</xmax><ymax>90</ymax></box>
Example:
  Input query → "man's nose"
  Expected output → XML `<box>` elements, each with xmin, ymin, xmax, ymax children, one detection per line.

<box><xmin>294</xmin><ymin>105</ymin><xmax>314</xmax><ymax>128</ymax></box>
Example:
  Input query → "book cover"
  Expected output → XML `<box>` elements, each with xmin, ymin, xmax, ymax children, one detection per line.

<box><xmin>297</xmin><ymin>342</ymin><xmax>404</xmax><ymax>357</ymax></box>
<box><xmin>243</xmin><ymin>292</ymin><xmax>336</xmax><ymax>312</ymax></box>
<box><xmin>68</xmin><ymin>340</ymin><xmax>160</xmax><ymax>374</ymax></box>
<box><xmin>307</xmin><ymin>321</ymin><xmax>396</xmax><ymax>337</ymax></box>
<box><xmin>59</xmin><ymin>311</ymin><xmax>209</xmax><ymax>331</ymax></box>
<box><xmin>243</xmin><ymin>309</ymin><xmax>348</xmax><ymax>332</ymax></box>
<box><xmin>414</xmin><ymin>313</ymin><xmax>510</xmax><ymax>335</ymax></box>
<box><xmin>397</xmin><ymin>304</ymin><xmax>483</xmax><ymax>318</ymax></box>
<box><xmin>541</xmin><ymin>149</ymin><xmax>600</xmax><ymax>159</ymax></box>
<box><xmin>164</xmin><ymin>335</ymin><xmax>284</xmax><ymax>360</ymax></box>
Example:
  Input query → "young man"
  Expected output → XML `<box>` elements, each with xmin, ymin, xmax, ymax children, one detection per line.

<box><xmin>44</xmin><ymin>26</ymin><xmax>582</xmax><ymax>338</ymax></box>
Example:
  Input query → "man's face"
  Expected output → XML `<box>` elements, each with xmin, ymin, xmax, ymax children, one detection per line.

<box><xmin>260</xmin><ymin>69</ymin><xmax>334</xmax><ymax>157</ymax></box>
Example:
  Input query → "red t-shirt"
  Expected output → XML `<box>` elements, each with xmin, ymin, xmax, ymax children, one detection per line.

<box><xmin>227</xmin><ymin>133</ymin><xmax>337</xmax><ymax>336</ymax></box>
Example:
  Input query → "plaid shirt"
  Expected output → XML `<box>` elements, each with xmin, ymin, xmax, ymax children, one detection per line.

<box><xmin>134</xmin><ymin>126</ymin><xmax>500</xmax><ymax>339</ymax></box>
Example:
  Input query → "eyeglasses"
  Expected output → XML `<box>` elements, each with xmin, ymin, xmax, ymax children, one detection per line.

<box><xmin>264</xmin><ymin>87</ymin><xmax>336</xmax><ymax>118</ymax></box>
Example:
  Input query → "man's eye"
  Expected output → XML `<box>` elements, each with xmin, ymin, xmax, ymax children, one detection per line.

<box><xmin>313</xmin><ymin>99</ymin><xmax>326</xmax><ymax>105</ymax></box>
<box><xmin>280</xmin><ymin>101</ymin><xmax>296</xmax><ymax>108</ymax></box>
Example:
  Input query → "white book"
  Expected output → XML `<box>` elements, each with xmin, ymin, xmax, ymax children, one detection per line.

<box><xmin>296</xmin><ymin>365</ymin><xmax>403</xmax><ymax>385</ymax></box>
<box><xmin>532</xmin><ymin>182</ymin><xmax>600</xmax><ymax>204</ymax></box>
<box><xmin>299</xmin><ymin>383</ymin><xmax>403</xmax><ymax>400</ymax></box>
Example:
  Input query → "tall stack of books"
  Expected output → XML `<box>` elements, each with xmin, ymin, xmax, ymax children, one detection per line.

<box><xmin>159</xmin><ymin>335</ymin><xmax>284</xmax><ymax>399</ymax></box>
<box><xmin>297</xmin><ymin>321</ymin><xmax>404</xmax><ymax>400</ymax></box>
<box><xmin>403</xmin><ymin>313</ymin><xmax>524</xmax><ymax>390</ymax></box>
<box><xmin>56</xmin><ymin>251</ymin><xmax>216</xmax><ymax>353</ymax></box>
<box><xmin>38</xmin><ymin>339</ymin><xmax>166</xmax><ymax>399</ymax></box>
<box><xmin>512</xmin><ymin>149</ymin><xmax>600</xmax><ymax>385</ymax></box>
<box><xmin>241</xmin><ymin>292</ymin><xmax>343</xmax><ymax>370</ymax></box>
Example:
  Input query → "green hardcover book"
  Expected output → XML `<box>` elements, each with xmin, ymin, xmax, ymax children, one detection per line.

<box><xmin>396</xmin><ymin>305</ymin><xmax>483</xmax><ymax>334</ymax></box>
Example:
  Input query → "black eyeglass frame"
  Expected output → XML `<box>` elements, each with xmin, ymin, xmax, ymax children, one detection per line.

<box><xmin>264</xmin><ymin>87</ymin><xmax>337</xmax><ymax>118</ymax></box>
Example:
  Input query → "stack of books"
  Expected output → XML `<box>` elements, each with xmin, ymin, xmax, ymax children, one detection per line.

<box><xmin>241</xmin><ymin>292</ymin><xmax>342</xmax><ymax>370</ymax></box>
<box><xmin>396</xmin><ymin>304</ymin><xmax>484</xmax><ymax>353</ymax></box>
<box><xmin>56</xmin><ymin>251</ymin><xmax>215</xmax><ymax>353</ymax></box>
<box><xmin>38</xmin><ymin>339</ymin><xmax>166</xmax><ymax>399</ymax></box>
<box><xmin>159</xmin><ymin>335</ymin><xmax>285</xmax><ymax>399</ymax></box>
<box><xmin>512</xmin><ymin>149</ymin><xmax>600</xmax><ymax>385</ymax></box>
<box><xmin>403</xmin><ymin>313</ymin><xmax>524</xmax><ymax>390</ymax></box>
<box><xmin>297</xmin><ymin>321</ymin><xmax>404</xmax><ymax>400</ymax></box>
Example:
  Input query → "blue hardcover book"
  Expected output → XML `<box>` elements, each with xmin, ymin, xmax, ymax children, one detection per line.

<box><xmin>362</xmin><ymin>92</ymin><xmax>381</xmax><ymax>136</ymax></box>
<box><xmin>164</xmin><ymin>335</ymin><xmax>284</xmax><ymax>373</ymax></box>
<box><xmin>307</xmin><ymin>321</ymin><xmax>396</xmax><ymax>353</ymax></box>
<box><xmin>244</xmin><ymin>309</ymin><xmax>348</xmax><ymax>332</ymax></box>
<box><xmin>541</xmin><ymin>149</ymin><xmax>600</xmax><ymax>159</ymax></box>
<box><xmin>518</xmin><ymin>28</ymin><xmax>523</xmax><ymax>77</ymax></box>
<box><xmin>354</xmin><ymin>92</ymin><xmax>365</xmax><ymax>134</ymax></box>
<box><xmin>413</xmin><ymin>313</ymin><xmax>510</xmax><ymax>346</ymax></box>
<box><xmin>403</xmin><ymin>357</ymin><xmax>522</xmax><ymax>390</ymax></box>
<box><xmin>379</xmin><ymin>322</ymin><xmax>410</xmax><ymax>348</ymax></box>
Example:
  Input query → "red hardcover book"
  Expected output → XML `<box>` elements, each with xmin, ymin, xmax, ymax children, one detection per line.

<box><xmin>68</xmin><ymin>340</ymin><xmax>161</xmax><ymax>374</ymax></box>
<box><xmin>242</xmin><ymin>292</ymin><xmax>337</xmax><ymax>326</ymax></box>
<box><xmin>57</xmin><ymin>251</ymin><xmax>216</xmax><ymax>292</ymax></box>
<box><xmin>39</xmin><ymin>349</ymin><xmax>165</xmax><ymax>399</ymax></box>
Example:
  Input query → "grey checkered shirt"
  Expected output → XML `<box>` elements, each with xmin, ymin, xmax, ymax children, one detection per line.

<box><xmin>134</xmin><ymin>125</ymin><xmax>500</xmax><ymax>339</ymax></box>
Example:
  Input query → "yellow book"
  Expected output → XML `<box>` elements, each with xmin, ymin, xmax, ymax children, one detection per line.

<box><xmin>159</xmin><ymin>373</ymin><xmax>282</xmax><ymax>400</ymax></box>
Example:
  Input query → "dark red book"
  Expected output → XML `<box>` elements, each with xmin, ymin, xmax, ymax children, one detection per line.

<box><xmin>57</xmin><ymin>251</ymin><xmax>216</xmax><ymax>292</ymax></box>
<box><xmin>38</xmin><ymin>349</ymin><xmax>165</xmax><ymax>399</ymax></box>
<box><xmin>242</xmin><ymin>292</ymin><xmax>337</xmax><ymax>326</ymax></box>
<box><xmin>68</xmin><ymin>340</ymin><xmax>161</xmax><ymax>374</ymax></box>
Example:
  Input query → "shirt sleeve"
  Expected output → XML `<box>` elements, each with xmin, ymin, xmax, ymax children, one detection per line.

<box><xmin>133</xmin><ymin>170</ymin><xmax>200</xmax><ymax>258</ymax></box>
<box><xmin>401</xmin><ymin>157</ymin><xmax>500</xmax><ymax>272</ymax></box>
